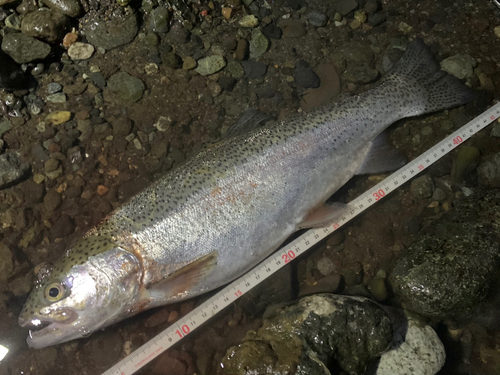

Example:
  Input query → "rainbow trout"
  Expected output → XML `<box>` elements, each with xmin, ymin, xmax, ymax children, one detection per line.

<box><xmin>19</xmin><ymin>39</ymin><xmax>472</xmax><ymax>348</ymax></box>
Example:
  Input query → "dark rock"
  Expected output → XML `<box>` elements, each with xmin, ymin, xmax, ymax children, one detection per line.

<box><xmin>410</xmin><ymin>174</ymin><xmax>434</xmax><ymax>199</ymax></box>
<box><xmin>149</xmin><ymin>6</ymin><xmax>170</xmax><ymax>33</ymax></box>
<box><xmin>261</xmin><ymin>23</ymin><xmax>282</xmax><ymax>39</ymax></box>
<box><xmin>89</xmin><ymin>72</ymin><xmax>106</xmax><ymax>90</ymax></box>
<box><xmin>364</xmin><ymin>0</ymin><xmax>379</xmax><ymax>14</ymax></box>
<box><xmin>1</xmin><ymin>32</ymin><xmax>51</xmax><ymax>64</ymax></box>
<box><xmin>83</xmin><ymin>12</ymin><xmax>138</xmax><ymax>50</ymax></box>
<box><xmin>337</xmin><ymin>0</ymin><xmax>358</xmax><ymax>16</ymax></box>
<box><xmin>50</xmin><ymin>213</ymin><xmax>75</xmax><ymax>239</ymax></box>
<box><xmin>390</xmin><ymin>190</ymin><xmax>500</xmax><ymax>320</ymax></box>
<box><xmin>280</xmin><ymin>19</ymin><xmax>306</xmax><ymax>38</ymax></box>
<box><xmin>235</xmin><ymin>39</ymin><xmax>248</xmax><ymax>61</ymax></box>
<box><xmin>0</xmin><ymin>152</ymin><xmax>29</xmax><ymax>189</ymax></box>
<box><xmin>478</xmin><ymin>152</ymin><xmax>500</xmax><ymax>188</ymax></box>
<box><xmin>161</xmin><ymin>52</ymin><xmax>182</xmax><ymax>69</ymax></box>
<box><xmin>169</xmin><ymin>23</ymin><xmax>190</xmax><ymax>44</ymax></box>
<box><xmin>41</xmin><ymin>0</ymin><xmax>81</xmax><ymax>17</ymax></box>
<box><xmin>112</xmin><ymin>117</ymin><xmax>132</xmax><ymax>137</ymax></box>
<box><xmin>21</xmin><ymin>8</ymin><xmax>68</xmax><ymax>43</ymax></box>
<box><xmin>241</xmin><ymin>60</ymin><xmax>267</xmax><ymax>79</ymax></box>
<box><xmin>308</xmin><ymin>10</ymin><xmax>327</xmax><ymax>27</ymax></box>
<box><xmin>294</xmin><ymin>68</ymin><xmax>320</xmax><ymax>88</ymax></box>
<box><xmin>65</xmin><ymin>185</ymin><xmax>82</xmax><ymax>198</ymax></box>
<box><xmin>43</xmin><ymin>189</ymin><xmax>62</xmax><ymax>211</ymax></box>
<box><xmin>107</xmin><ymin>72</ymin><xmax>145</xmax><ymax>103</ymax></box>
<box><xmin>222</xmin><ymin>36</ymin><xmax>237</xmax><ymax>51</ymax></box>
<box><xmin>368</xmin><ymin>12</ymin><xmax>386</xmax><ymax>27</ymax></box>
<box><xmin>20</xmin><ymin>180</ymin><xmax>45</xmax><ymax>204</ymax></box>
<box><xmin>218</xmin><ymin>76</ymin><xmax>237</xmax><ymax>92</ymax></box>
<box><xmin>0</xmin><ymin>49</ymin><xmax>28</xmax><ymax>90</ymax></box>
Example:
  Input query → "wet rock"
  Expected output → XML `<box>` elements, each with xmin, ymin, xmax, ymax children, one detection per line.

<box><xmin>238</xmin><ymin>15</ymin><xmax>259</xmax><ymax>28</ymax></box>
<box><xmin>67</xmin><ymin>42</ymin><xmax>94</xmax><ymax>60</ymax></box>
<box><xmin>410</xmin><ymin>174</ymin><xmax>434</xmax><ymax>199</ymax></box>
<box><xmin>440</xmin><ymin>54</ymin><xmax>477</xmax><ymax>81</ymax></box>
<box><xmin>51</xmin><ymin>213</ymin><xmax>75</xmax><ymax>239</ymax></box>
<box><xmin>389</xmin><ymin>190</ymin><xmax>500</xmax><ymax>320</ymax></box>
<box><xmin>44</xmin><ymin>189</ymin><xmax>62</xmax><ymax>211</ymax></box>
<box><xmin>44</xmin><ymin>158</ymin><xmax>60</xmax><ymax>173</ymax></box>
<box><xmin>478</xmin><ymin>152</ymin><xmax>500</xmax><ymax>188</ymax></box>
<box><xmin>280</xmin><ymin>19</ymin><xmax>306</xmax><ymax>38</ymax></box>
<box><xmin>83</xmin><ymin>13</ymin><xmax>138</xmax><ymax>50</ymax></box>
<box><xmin>107</xmin><ymin>72</ymin><xmax>145</xmax><ymax>103</ymax></box>
<box><xmin>0</xmin><ymin>49</ymin><xmax>28</xmax><ymax>90</ymax></box>
<box><xmin>337</xmin><ymin>0</ymin><xmax>358</xmax><ymax>16</ymax></box>
<box><xmin>1</xmin><ymin>32</ymin><xmax>51</xmax><ymax>64</ymax></box>
<box><xmin>377</xmin><ymin>318</ymin><xmax>445</xmax><ymax>375</ymax></box>
<box><xmin>0</xmin><ymin>151</ymin><xmax>29</xmax><ymax>188</ymax></box>
<box><xmin>195</xmin><ymin>55</ymin><xmax>226</xmax><ymax>76</ymax></box>
<box><xmin>249</xmin><ymin>28</ymin><xmax>268</xmax><ymax>59</ymax></box>
<box><xmin>0</xmin><ymin>243</ymin><xmax>14</xmax><ymax>282</ymax></box>
<box><xmin>221</xmin><ymin>294</ymin><xmax>392</xmax><ymax>375</ymax></box>
<box><xmin>41</xmin><ymin>0</ymin><xmax>81</xmax><ymax>17</ymax></box>
<box><xmin>149</xmin><ymin>7</ymin><xmax>170</xmax><ymax>33</ymax></box>
<box><xmin>450</xmin><ymin>146</ymin><xmax>480</xmax><ymax>182</ymax></box>
<box><xmin>21</xmin><ymin>8</ymin><xmax>68</xmax><ymax>43</ymax></box>
<box><xmin>182</xmin><ymin>56</ymin><xmax>196</xmax><ymax>70</ymax></box>
<box><xmin>241</xmin><ymin>60</ymin><xmax>267</xmax><ymax>79</ymax></box>
<box><xmin>368</xmin><ymin>12</ymin><xmax>386</xmax><ymax>27</ymax></box>
<box><xmin>308</xmin><ymin>10</ymin><xmax>327</xmax><ymax>27</ymax></box>
<box><xmin>294</xmin><ymin>67</ymin><xmax>320</xmax><ymax>89</ymax></box>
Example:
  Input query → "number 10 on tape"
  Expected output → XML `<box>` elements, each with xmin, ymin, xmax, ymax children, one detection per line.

<box><xmin>104</xmin><ymin>102</ymin><xmax>500</xmax><ymax>375</ymax></box>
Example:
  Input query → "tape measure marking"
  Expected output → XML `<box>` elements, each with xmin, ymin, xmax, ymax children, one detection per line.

<box><xmin>103</xmin><ymin>102</ymin><xmax>500</xmax><ymax>375</ymax></box>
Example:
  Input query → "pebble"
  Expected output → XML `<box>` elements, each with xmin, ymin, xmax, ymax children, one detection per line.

<box><xmin>364</xmin><ymin>0</ymin><xmax>379</xmax><ymax>14</ymax></box>
<box><xmin>46</xmin><ymin>111</ymin><xmax>71</xmax><ymax>125</ymax></box>
<box><xmin>62</xmin><ymin>32</ymin><xmax>78</xmax><ymax>48</ymax></box>
<box><xmin>261</xmin><ymin>23</ymin><xmax>282</xmax><ymax>39</ymax></box>
<box><xmin>47</xmin><ymin>82</ymin><xmax>62</xmax><ymax>94</ymax></box>
<box><xmin>367</xmin><ymin>277</ymin><xmax>388</xmax><ymax>302</ymax></box>
<box><xmin>354</xmin><ymin>10</ymin><xmax>367</xmax><ymax>23</ymax></box>
<box><xmin>97</xmin><ymin>185</ymin><xmax>109</xmax><ymax>196</ymax></box>
<box><xmin>294</xmin><ymin>67</ymin><xmax>320</xmax><ymax>88</ymax></box>
<box><xmin>46</xmin><ymin>93</ymin><xmax>67</xmax><ymax>103</ymax></box>
<box><xmin>68</xmin><ymin>42</ymin><xmax>94</xmax><ymax>60</ymax></box>
<box><xmin>432</xmin><ymin>188</ymin><xmax>447</xmax><ymax>201</ymax></box>
<box><xmin>107</xmin><ymin>72</ymin><xmax>145</xmax><ymax>103</ymax></box>
<box><xmin>317</xmin><ymin>257</ymin><xmax>335</xmax><ymax>276</ymax></box>
<box><xmin>112</xmin><ymin>117</ymin><xmax>132</xmax><ymax>137</ymax></box>
<box><xmin>336</xmin><ymin>0</ymin><xmax>358</xmax><ymax>16</ymax></box>
<box><xmin>222</xmin><ymin>7</ymin><xmax>232</xmax><ymax>20</ymax></box>
<box><xmin>41</xmin><ymin>0</ymin><xmax>81</xmax><ymax>17</ymax></box>
<box><xmin>398</xmin><ymin>21</ymin><xmax>413</xmax><ymax>34</ymax></box>
<box><xmin>308</xmin><ymin>11</ymin><xmax>327</xmax><ymax>27</ymax></box>
<box><xmin>21</xmin><ymin>8</ymin><xmax>68</xmax><ymax>43</ymax></box>
<box><xmin>239</xmin><ymin>15</ymin><xmax>259</xmax><ymax>28</ymax></box>
<box><xmin>478</xmin><ymin>73</ymin><xmax>495</xmax><ymax>92</ymax></box>
<box><xmin>368</xmin><ymin>13</ymin><xmax>386</xmax><ymax>27</ymax></box>
<box><xmin>241</xmin><ymin>60</ymin><xmax>267</xmax><ymax>79</ymax></box>
<box><xmin>280</xmin><ymin>19</ymin><xmax>306</xmax><ymax>38</ymax></box>
<box><xmin>410</xmin><ymin>174</ymin><xmax>434</xmax><ymax>199</ymax></box>
<box><xmin>145</xmin><ymin>32</ymin><xmax>159</xmax><ymax>46</ymax></box>
<box><xmin>162</xmin><ymin>52</ymin><xmax>182</xmax><ymax>69</ymax></box>
<box><xmin>0</xmin><ymin>152</ymin><xmax>29</xmax><ymax>189</ymax></box>
<box><xmin>218</xmin><ymin>76</ymin><xmax>237</xmax><ymax>92</ymax></box>
<box><xmin>0</xmin><ymin>120</ymin><xmax>12</xmax><ymax>137</ymax></box>
<box><xmin>235</xmin><ymin>39</ymin><xmax>248</xmax><ymax>61</ymax></box>
<box><xmin>478</xmin><ymin>152</ymin><xmax>500</xmax><ymax>188</ymax></box>
<box><xmin>169</xmin><ymin>23</ymin><xmax>190</xmax><ymax>44</ymax></box>
<box><xmin>226</xmin><ymin>60</ymin><xmax>245</xmax><ymax>79</ymax></box>
<box><xmin>494</xmin><ymin>26</ymin><xmax>500</xmax><ymax>39</ymax></box>
<box><xmin>1</xmin><ymin>32</ymin><xmax>51</xmax><ymax>64</ymax></box>
<box><xmin>182</xmin><ymin>56</ymin><xmax>197</xmax><ymax>70</ymax></box>
<box><xmin>145</xmin><ymin>309</ymin><xmax>170</xmax><ymax>328</ymax></box>
<box><xmin>83</xmin><ymin>13</ymin><xmax>138</xmax><ymax>50</ymax></box>
<box><xmin>249</xmin><ymin>28</ymin><xmax>269</xmax><ymax>59</ymax></box>
<box><xmin>440</xmin><ymin>54</ymin><xmax>476</xmax><ymax>80</ymax></box>
<box><xmin>195</xmin><ymin>55</ymin><xmax>226</xmax><ymax>76</ymax></box>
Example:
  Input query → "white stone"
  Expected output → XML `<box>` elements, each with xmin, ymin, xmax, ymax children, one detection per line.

<box><xmin>68</xmin><ymin>42</ymin><xmax>95</xmax><ymax>60</ymax></box>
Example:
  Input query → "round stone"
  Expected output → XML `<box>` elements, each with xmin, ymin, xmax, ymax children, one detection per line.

<box><xmin>68</xmin><ymin>42</ymin><xmax>94</xmax><ymax>60</ymax></box>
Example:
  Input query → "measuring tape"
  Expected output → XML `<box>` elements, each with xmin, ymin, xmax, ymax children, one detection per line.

<box><xmin>103</xmin><ymin>102</ymin><xmax>500</xmax><ymax>375</ymax></box>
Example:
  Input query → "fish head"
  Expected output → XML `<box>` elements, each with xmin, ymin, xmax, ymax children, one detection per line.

<box><xmin>19</xmin><ymin>237</ymin><xmax>143</xmax><ymax>349</ymax></box>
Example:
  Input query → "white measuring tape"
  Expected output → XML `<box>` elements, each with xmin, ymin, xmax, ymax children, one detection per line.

<box><xmin>103</xmin><ymin>102</ymin><xmax>500</xmax><ymax>375</ymax></box>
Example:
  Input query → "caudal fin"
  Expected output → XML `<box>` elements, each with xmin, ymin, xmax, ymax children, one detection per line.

<box><xmin>387</xmin><ymin>38</ymin><xmax>474</xmax><ymax>115</ymax></box>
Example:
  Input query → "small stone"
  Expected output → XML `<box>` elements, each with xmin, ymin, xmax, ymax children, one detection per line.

<box><xmin>440</xmin><ymin>120</ymin><xmax>454</xmax><ymax>131</ymax></box>
<box><xmin>354</xmin><ymin>10</ymin><xmax>367</xmax><ymax>23</ymax></box>
<box><xmin>182</xmin><ymin>56</ymin><xmax>197</xmax><ymax>70</ymax></box>
<box><xmin>0</xmin><ymin>120</ymin><xmax>12</xmax><ymax>137</ymax></box>
<box><xmin>222</xmin><ymin>7</ymin><xmax>232</xmax><ymax>20</ymax></box>
<box><xmin>367</xmin><ymin>277</ymin><xmax>388</xmax><ymax>302</ymax></box>
<box><xmin>336</xmin><ymin>0</ymin><xmax>358</xmax><ymax>16</ymax></box>
<box><xmin>235</xmin><ymin>39</ymin><xmax>248</xmax><ymax>61</ymax></box>
<box><xmin>154</xmin><ymin>116</ymin><xmax>172</xmax><ymax>132</ymax></box>
<box><xmin>162</xmin><ymin>52</ymin><xmax>182</xmax><ymax>69</ymax></box>
<box><xmin>317</xmin><ymin>257</ymin><xmax>335</xmax><ymax>276</ymax></box>
<box><xmin>144</xmin><ymin>63</ymin><xmax>158</xmax><ymax>75</ymax></box>
<box><xmin>149</xmin><ymin>7</ymin><xmax>170</xmax><ymax>33</ymax></box>
<box><xmin>145</xmin><ymin>309</ymin><xmax>170</xmax><ymax>328</ymax></box>
<box><xmin>46</xmin><ymin>111</ymin><xmax>71</xmax><ymax>125</ymax></box>
<box><xmin>399</xmin><ymin>21</ymin><xmax>413</xmax><ymax>34</ymax></box>
<box><xmin>478</xmin><ymin>73</ymin><xmax>495</xmax><ymax>92</ymax></box>
<box><xmin>1</xmin><ymin>32</ymin><xmax>51</xmax><ymax>64</ymax></box>
<box><xmin>364</xmin><ymin>0</ymin><xmax>379</xmax><ymax>14</ymax></box>
<box><xmin>478</xmin><ymin>152</ymin><xmax>500</xmax><ymax>188</ymax></box>
<box><xmin>46</xmin><ymin>93</ymin><xmax>67</xmax><ymax>103</ymax></box>
<box><xmin>195</xmin><ymin>55</ymin><xmax>226</xmax><ymax>76</ymax></box>
<box><xmin>239</xmin><ymin>15</ymin><xmax>259</xmax><ymax>28</ymax></box>
<box><xmin>218</xmin><ymin>76</ymin><xmax>237</xmax><ymax>92</ymax></box>
<box><xmin>44</xmin><ymin>158</ymin><xmax>60</xmax><ymax>173</ymax></box>
<box><xmin>294</xmin><ymin>68</ymin><xmax>320</xmax><ymax>88</ymax></box>
<box><xmin>410</xmin><ymin>174</ymin><xmax>434</xmax><ymax>199</ymax></box>
<box><xmin>308</xmin><ymin>11</ymin><xmax>327</xmax><ymax>27</ymax></box>
<box><xmin>47</xmin><ymin>82</ymin><xmax>62</xmax><ymax>94</ymax></box>
<box><xmin>249</xmin><ymin>28</ymin><xmax>269</xmax><ymax>59</ymax></box>
<box><xmin>112</xmin><ymin>117</ymin><xmax>132</xmax><ymax>137</ymax></box>
<box><xmin>169</xmin><ymin>23</ymin><xmax>190</xmax><ymax>44</ymax></box>
<box><xmin>241</xmin><ymin>60</ymin><xmax>267</xmax><ymax>79</ymax></box>
<box><xmin>44</xmin><ymin>189</ymin><xmax>62</xmax><ymax>211</ymax></box>
<box><xmin>450</xmin><ymin>146</ymin><xmax>480</xmax><ymax>181</ymax></box>
<box><xmin>440</xmin><ymin>54</ymin><xmax>476</xmax><ymax>80</ymax></box>
<box><xmin>21</xmin><ymin>8</ymin><xmax>68</xmax><ymax>43</ymax></box>
<box><xmin>68</xmin><ymin>42</ymin><xmax>94</xmax><ymax>60</ymax></box>
<box><xmin>349</xmin><ymin>19</ymin><xmax>361</xmax><ymax>29</ymax></box>
<box><xmin>133</xmin><ymin>138</ymin><xmax>142</xmax><ymax>150</ymax></box>
<box><xmin>432</xmin><ymin>188</ymin><xmax>447</xmax><ymax>202</ymax></box>
<box><xmin>368</xmin><ymin>13</ymin><xmax>386</xmax><ymax>27</ymax></box>
<box><xmin>226</xmin><ymin>60</ymin><xmax>244</xmax><ymax>79</ymax></box>
<box><xmin>97</xmin><ymin>185</ymin><xmax>109</xmax><ymax>195</ymax></box>
<box><xmin>344</xmin><ymin>65</ymin><xmax>379</xmax><ymax>84</ymax></box>
<box><xmin>0</xmin><ymin>152</ymin><xmax>29</xmax><ymax>188</ymax></box>
<box><xmin>5</xmin><ymin>13</ymin><xmax>21</xmax><ymax>30</ymax></box>
<box><xmin>421</xmin><ymin>126</ymin><xmax>432</xmax><ymax>136</ymax></box>
<box><xmin>62</xmin><ymin>32</ymin><xmax>78</xmax><ymax>48</ymax></box>
<box><xmin>167</xmin><ymin>310</ymin><xmax>179</xmax><ymax>323</ymax></box>
<box><xmin>107</xmin><ymin>72</ymin><xmax>145</xmax><ymax>103</ymax></box>
<box><xmin>145</xmin><ymin>32</ymin><xmax>160</xmax><ymax>46</ymax></box>
<box><xmin>33</xmin><ymin>173</ymin><xmax>46</xmax><ymax>184</ymax></box>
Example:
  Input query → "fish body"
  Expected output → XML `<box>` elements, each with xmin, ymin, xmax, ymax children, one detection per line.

<box><xmin>19</xmin><ymin>40</ymin><xmax>473</xmax><ymax>348</ymax></box>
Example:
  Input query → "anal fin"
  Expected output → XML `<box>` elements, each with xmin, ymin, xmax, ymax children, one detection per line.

<box><xmin>147</xmin><ymin>251</ymin><xmax>218</xmax><ymax>299</ymax></box>
<box><xmin>298</xmin><ymin>202</ymin><xmax>348</xmax><ymax>229</ymax></box>
<box><xmin>356</xmin><ymin>132</ymin><xmax>407</xmax><ymax>175</ymax></box>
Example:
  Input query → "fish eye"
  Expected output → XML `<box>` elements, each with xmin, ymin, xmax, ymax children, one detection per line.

<box><xmin>45</xmin><ymin>283</ymin><xmax>65</xmax><ymax>302</ymax></box>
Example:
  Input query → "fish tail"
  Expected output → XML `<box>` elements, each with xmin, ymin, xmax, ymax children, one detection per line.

<box><xmin>385</xmin><ymin>38</ymin><xmax>474</xmax><ymax>116</ymax></box>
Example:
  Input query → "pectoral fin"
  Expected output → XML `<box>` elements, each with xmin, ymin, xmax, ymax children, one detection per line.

<box><xmin>298</xmin><ymin>202</ymin><xmax>348</xmax><ymax>229</ymax></box>
<box><xmin>147</xmin><ymin>251</ymin><xmax>218</xmax><ymax>298</ymax></box>
<box><xmin>223</xmin><ymin>108</ymin><xmax>274</xmax><ymax>139</ymax></box>
<box><xmin>356</xmin><ymin>132</ymin><xmax>407</xmax><ymax>175</ymax></box>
